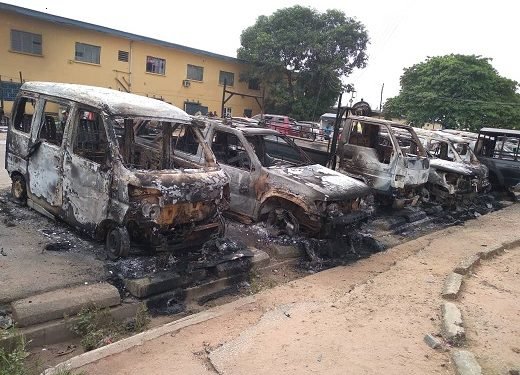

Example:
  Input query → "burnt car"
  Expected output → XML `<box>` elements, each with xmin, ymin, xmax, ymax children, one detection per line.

<box><xmin>337</xmin><ymin>116</ymin><xmax>430</xmax><ymax>207</ymax></box>
<box><xmin>412</xmin><ymin>128</ymin><xmax>490</xmax><ymax>202</ymax></box>
<box><xmin>474</xmin><ymin>127</ymin><xmax>520</xmax><ymax>192</ymax></box>
<box><xmin>6</xmin><ymin>82</ymin><xmax>228</xmax><ymax>258</ymax></box>
<box><xmin>194</xmin><ymin>120</ymin><xmax>371</xmax><ymax>236</ymax></box>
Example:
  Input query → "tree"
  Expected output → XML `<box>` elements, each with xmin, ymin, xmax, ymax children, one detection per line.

<box><xmin>384</xmin><ymin>54</ymin><xmax>520</xmax><ymax>130</ymax></box>
<box><xmin>238</xmin><ymin>6</ymin><xmax>368</xmax><ymax>120</ymax></box>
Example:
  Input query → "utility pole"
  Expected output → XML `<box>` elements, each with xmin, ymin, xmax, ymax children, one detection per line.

<box><xmin>328</xmin><ymin>92</ymin><xmax>343</xmax><ymax>170</ymax></box>
<box><xmin>379</xmin><ymin>83</ymin><xmax>385</xmax><ymax>111</ymax></box>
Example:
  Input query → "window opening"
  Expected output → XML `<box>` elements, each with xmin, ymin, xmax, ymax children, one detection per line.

<box><xmin>38</xmin><ymin>100</ymin><xmax>70</xmax><ymax>146</ymax></box>
<box><xmin>73</xmin><ymin>110</ymin><xmax>109</xmax><ymax>164</ymax></box>
<box><xmin>13</xmin><ymin>97</ymin><xmax>36</xmax><ymax>133</ymax></box>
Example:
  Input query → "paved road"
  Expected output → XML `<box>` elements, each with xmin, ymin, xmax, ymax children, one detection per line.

<box><xmin>79</xmin><ymin>203</ymin><xmax>520</xmax><ymax>375</ymax></box>
<box><xmin>0</xmin><ymin>133</ymin><xmax>107</xmax><ymax>304</ymax></box>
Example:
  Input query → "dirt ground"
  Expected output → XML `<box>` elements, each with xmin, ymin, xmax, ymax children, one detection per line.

<box><xmin>0</xmin><ymin>132</ymin><xmax>107</xmax><ymax>304</ymax></box>
<box><xmin>462</xmin><ymin>249</ymin><xmax>520</xmax><ymax>375</ymax></box>
<box><xmin>78</xmin><ymin>204</ymin><xmax>520</xmax><ymax>375</ymax></box>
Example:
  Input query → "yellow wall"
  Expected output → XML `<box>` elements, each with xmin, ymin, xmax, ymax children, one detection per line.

<box><xmin>0</xmin><ymin>9</ymin><xmax>262</xmax><ymax>116</ymax></box>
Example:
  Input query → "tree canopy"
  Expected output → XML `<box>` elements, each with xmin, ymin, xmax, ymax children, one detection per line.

<box><xmin>238</xmin><ymin>6</ymin><xmax>368</xmax><ymax>120</ymax></box>
<box><xmin>384</xmin><ymin>54</ymin><xmax>520</xmax><ymax>131</ymax></box>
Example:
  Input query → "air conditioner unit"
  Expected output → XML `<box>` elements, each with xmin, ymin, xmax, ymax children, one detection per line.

<box><xmin>182</xmin><ymin>80</ymin><xmax>191</xmax><ymax>88</ymax></box>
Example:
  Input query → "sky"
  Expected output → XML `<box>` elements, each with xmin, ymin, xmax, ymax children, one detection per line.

<box><xmin>4</xmin><ymin>0</ymin><xmax>519</xmax><ymax>110</ymax></box>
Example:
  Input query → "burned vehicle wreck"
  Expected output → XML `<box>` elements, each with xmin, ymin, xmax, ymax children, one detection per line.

<box><xmin>412</xmin><ymin>128</ymin><xmax>490</xmax><ymax>202</ymax></box>
<box><xmin>474</xmin><ymin>127</ymin><xmax>520</xmax><ymax>192</ymax></box>
<box><xmin>337</xmin><ymin>116</ymin><xmax>430</xmax><ymax>206</ymax></box>
<box><xmin>195</xmin><ymin>120</ymin><xmax>372</xmax><ymax>236</ymax></box>
<box><xmin>6</xmin><ymin>82</ymin><xmax>228</xmax><ymax>258</ymax></box>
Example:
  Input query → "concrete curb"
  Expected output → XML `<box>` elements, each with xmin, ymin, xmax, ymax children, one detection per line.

<box><xmin>454</xmin><ymin>254</ymin><xmax>480</xmax><ymax>275</ymax></box>
<box><xmin>477</xmin><ymin>244</ymin><xmax>504</xmax><ymax>260</ymax></box>
<box><xmin>442</xmin><ymin>273</ymin><xmax>464</xmax><ymax>300</ymax></box>
<box><xmin>452</xmin><ymin>350</ymin><xmax>482</xmax><ymax>375</ymax></box>
<box><xmin>11</xmin><ymin>283</ymin><xmax>120</xmax><ymax>327</ymax></box>
<box><xmin>42</xmin><ymin>296</ymin><xmax>256</xmax><ymax>375</ymax></box>
<box><xmin>272</xmin><ymin>245</ymin><xmax>303</xmax><ymax>259</ymax></box>
<box><xmin>0</xmin><ymin>303</ymin><xmax>139</xmax><ymax>349</ymax></box>
<box><xmin>441</xmin><ymin>302</ymin><xmax>465</xmax><ymax>346</ymax></box>
<box><xmin>439</xmin><ymin>238</ymin><xmax>520</xmax><ymax>374</ymax></box>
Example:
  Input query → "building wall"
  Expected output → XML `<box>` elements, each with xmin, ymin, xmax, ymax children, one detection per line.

<box><xmin>0</xmin><ymin>9</ymin><xmax>262</xmax><ymax>117</ymax></box>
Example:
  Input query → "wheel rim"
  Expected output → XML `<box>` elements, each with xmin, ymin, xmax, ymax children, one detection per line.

<box><xmin>12</xmin><ymin>180</ymin><xmax>24</xmax><ymax>199</ymax></box>
<box><xmin>107</xmin><ymin>231</ymin><xmax>121</xmax><ymax>257</ymax></box>
<box><xmin>267</xmin><ymin>209</ymin><xmax>299</xmax><ymax>236</ymax></box>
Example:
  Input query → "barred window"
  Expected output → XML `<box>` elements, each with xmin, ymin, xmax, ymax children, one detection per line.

<box><xmin>11</xmin><ymin>30</ymin><xmax>42</xmax><ymax>55</ymax></box>
<box><xmin>146</xmin><ymin>56</ymin><xmax>166</xmax><ymax>75</ymax></box>
<box><xmin>187</xmin><ymin>64</ymin><xmax>204</xmax><ymax>81</ymax></box>
<box><xmin>219</xmin><ymin>71</ymin><xmax>234</xmax><ymax>86</ymax></box>
<box><xmin>75</xmin><ymin>42</ymin><xmax>101</xmax><ymax>64</ymax></box>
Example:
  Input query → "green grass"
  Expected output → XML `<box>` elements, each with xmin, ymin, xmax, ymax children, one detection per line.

<box><xmin>0</xmin><ymin>331</ymin><xmax>26</xmax><ymax>375</ymax></box>
<box><xmin>71</xmin><ymin>303</ymin><xmax>150</xmax><ymax>351</ymax></box>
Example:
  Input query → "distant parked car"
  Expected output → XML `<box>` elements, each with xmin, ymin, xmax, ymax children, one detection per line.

<box><xmin>252</xmin><ymin>114</ymin><xmax>296</xmax><ymax>136</ymax></box>
<box><xmin>231</xmin><ymin>117</ymin><xmax>260</xmax><ymax>126</ymax></box>
<box><xmin>293</xmin><ymin>121</ymin><xmax>322</xmax><ymax>140</ymax></box>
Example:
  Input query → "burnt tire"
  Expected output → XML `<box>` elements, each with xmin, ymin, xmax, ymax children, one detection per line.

<box><xmin>11</xmin><ymin>174</ymin><xmax>27</xmax><ymax>205</ymax></box>
<box><xmin>266</xmin><ymin>208</ymin><xmax>300</xmax><ymax>236</ymax></box>
<box><xmin>105</xmin><ymin>226</ymin><xmax>130</xmax><ymax>260</ymax></box>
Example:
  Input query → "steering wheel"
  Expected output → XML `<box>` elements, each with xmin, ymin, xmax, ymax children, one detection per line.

<box><xmin>227</xmin><ymin>151</ymin><xmax>250</xmax><ymax>168</ymax></box>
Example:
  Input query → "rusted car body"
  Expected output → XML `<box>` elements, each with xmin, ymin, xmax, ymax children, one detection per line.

<box><xmin>5</xmin><ymin>82</ymin><xmax>228</xmax><ymax>258</ymax></box>
<box><xmin>337</xmin><ymin>116</ymin><xmax>430</xmax><ymax>206</ymax></box>
<box><xmin>413</xmin><ymin>128</ymin><xmax>490</xmax><ymax>201</ymax></box>
<box><xmin>194</xmin><ymin>120</ymin><xmax>372</xmax><ymax>236</ymax></box>
<box><xmin>474</xmin><ymin>127</ymin><xmax>520</xmax><ymax>191</ymax></box>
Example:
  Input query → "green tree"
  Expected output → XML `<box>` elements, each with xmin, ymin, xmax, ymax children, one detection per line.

<box><xmin>238</xmin><ymin>6</ymin><xmax>368</xmax><ymax>120</ymax></box>
<box><xmin>384</xmin><ymin>54</ymin><xmax>520</xmax><ymax>130</ymax></box>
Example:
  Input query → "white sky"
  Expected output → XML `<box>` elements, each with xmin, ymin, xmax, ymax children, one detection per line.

<box><xmin>4</xmin><ymin>0</ymin><xmax>520</xmax><ymax>110</ymax></box>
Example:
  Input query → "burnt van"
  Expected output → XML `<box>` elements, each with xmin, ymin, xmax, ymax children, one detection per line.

<box><xmin>5</xmin><ymin>82</ymin><xmax>229</xmax><ymax>258</ymax></box>
<box><xmin>337</xmin><ymin>116</ymin><xmax>430</xmax><ymax>207</ymax></box>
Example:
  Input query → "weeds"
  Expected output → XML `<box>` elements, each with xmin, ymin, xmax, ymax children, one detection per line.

<box><xmin>133</xmin><ymin>303</ymin><xmax>151</xmax><ymax>333</ymax></box>
<box><xmin>71</xmin><ymin>303</ymin><xmax>150</xmax><ymax>351</ymax></box>
<box><xmin>249</xmin><ymin>273</ymin><xmax>278</xmax><ymax>294</ymax></box>
<box><xmin>0</xmin><ymin>330</ymin><xmax>26</xmax><ymax>375</ymax></box>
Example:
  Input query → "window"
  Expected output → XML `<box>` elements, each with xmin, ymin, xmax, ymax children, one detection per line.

<box><xmin>38</xmin><ymin>100</ymin><xmax>70</xmax><ymax>147</ymax></box>
<box><xmin>12</xmin><ymin>97</ymin><xmax>36</xmax><ymax>133</ymax></box>
<box><xmin>248</xmin><ymin>79</ymin><xmax>260</xmax><ymax>90</ymax></box>
<box><xmin>75</xmin><ymin>42</ymin><xmax>101</xmax><ymax>64</ymax></box>
<box><xmin>243</xmin><ymin>109</ymin><xmax>253</xmax><ymax>118</ymax></box>
<box><xmin>73</xmin><ymin>110</ymin><xmax>109</xmax><ymax>164</ymax></box>
<box><xmin>257</xmin><ymin>135</ymin><xmax>308</xmax><ymax>167</ymax></box>
<box><xmin>184</xmin><ymin>101</ymin><xmax>208</xmax><ymax>116</ymax></box>
<box><xmin>10</xmin><ymin>30</ymin><xmax>42</xmax><ymax>55</ymax></box>
<box><xmin>347</xmin><ymin>122</ymin><xmax>394</xmax><ymax>164</ymax></box>
<box><xmin>118</xmin><ymin>50</ymin><xmax>129</xmax><ymax>62</ymax></box>
<box><xmin>146</xmin><ymin>56</ymin><xmax>166</xmax><ymax>75</ymax></box>
<box><xmin>223</xmin><ymin>107</ymin><xmax>232</xmax><ymax>117</ymax></box>
<box><xmin>187</xmin><ymin>64</ymin><xmax>204</xmax><ymax>81</ymax></box>
<box><xmin>212</xmin><ymin>131</ymin><xmax>251</xmax><ymax>170</ymax></box>
<box><xmin>172</xmin><ymin>125</ymin><xmax>200</xmax><ymax>155</ymax></box>
<box><xmin>219</xmin><ymin>71</ymin><xmax>234</xmax><ymax>86</ymax></box>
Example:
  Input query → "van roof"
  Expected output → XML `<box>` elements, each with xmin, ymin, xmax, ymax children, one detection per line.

<box><xmin>20</xmin><ymin>82</ymin><xmax>191</xmax><ymax>123</ymax></box>
<box><xmin>479</xmin><ymin>127</ymin><xmax>520</xmax><ymax>137</ymax></box>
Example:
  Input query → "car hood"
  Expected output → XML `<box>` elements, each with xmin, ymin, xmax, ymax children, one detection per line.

<box><xmin>429</xmin><ymin>159</ymin><xmax>487</xmax><ymax>177</ymax></box>
<box><xmin>133</xmin><ymin>168</ymin><xmax>229</xmax><ymax>204</ymax></box>
<box><xmin>269</xmin><ymin>164</ymin><xmax>371</xmax><ymax>201</ymax></box>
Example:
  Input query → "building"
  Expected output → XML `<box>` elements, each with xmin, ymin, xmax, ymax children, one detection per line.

<box><xmin>0</xmin><ymin>3</ymin><xmax>262</xmax><ymax>117</ymax></box>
